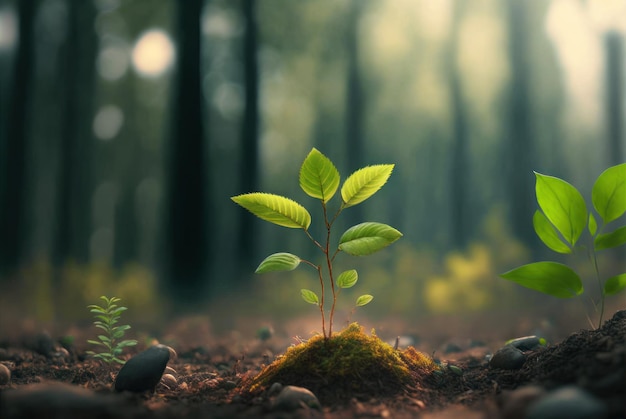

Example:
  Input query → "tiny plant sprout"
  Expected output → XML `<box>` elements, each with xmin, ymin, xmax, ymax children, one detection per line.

<box><xmin>500</xmin><ymin>163</ymin><xmax>626</xmax><ymax>328</ymax></box>
<box><xmin>86</xmin><ymin>295</ymin><xmax>138</xmax><ymax>365</ymax></box>
<box><xmin>232</xmin><ymin>148</ymin><xmax>402</xmax><ymax>339</ymax></box>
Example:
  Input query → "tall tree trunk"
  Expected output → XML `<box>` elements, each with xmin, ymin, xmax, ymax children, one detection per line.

<box><xmin>505</xmin><ymin>0</ymin><xmax>536</xmax><ymax>248</ymax></box>
<box><xmin>236</xmin><ymin>0</ymin><xmax>260</xmax><ymax>277</ymax></box>
<box><xmin>605</xmin><ymin>32</ymin><xmax>624</xmax><ymax>166</ymax></box>
<box><xmin>54</xmin><ymin>0</ymin><xmax>97</xmax><ymax>267</ymax></box>
<box><xmin>345</xmin><ymin>0</ymin><xmax>365</xmax><ymax>222</ymax></box>
<box><xmin>448</xmin><ymin>0</ymin><xmax>469</xmax><ymax>249</ymax></box>
<box><xmin>164</xmin><ymin>0</ymin><xmax>209</xmax><ymax>306</ymax></box>
<box><xmin>0</xmin><ymin>0</ymin><xmax>36</xmax><ymax>274</ymax></box>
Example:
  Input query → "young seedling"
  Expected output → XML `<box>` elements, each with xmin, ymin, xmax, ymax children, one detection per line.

<box><xmin>86</xmin><ymin>295</ymin><xmax>138</xmax><ymax>364</ymax></box>
<box><xmin>500</xmin><ymin>163</ymin><xmax>626</xmax><ymax>328</ymax></box>
<box><xmin>232</xmin><ymin>148</ymin><xmax>402</xmax><ymax>339</ymax></box>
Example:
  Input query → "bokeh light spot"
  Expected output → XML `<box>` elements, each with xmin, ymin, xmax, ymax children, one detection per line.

<box><xmin>131</xmin><ymin>29</ymin><xmax>175</xmax><ymax>78</ymax></box>
<box><xmin>93</xmin><ymin>105</ymin><xmax>124</xmax><ymax>141</ymax></box>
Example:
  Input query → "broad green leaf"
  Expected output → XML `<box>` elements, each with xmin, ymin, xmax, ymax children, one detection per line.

<box><xmin>299</xmin><ymin>148</ymin><xmax>340</xmax><ymax>203</ymax></box>
<box><xmin>232</xmin><ymin>193</ymin><xmax>311</xmax><ymax>229</ymax></box>
<box><xmin>592</xmin><ymin>163</ymin><xmax>626</xmax><ymax>224</ymax></box>
<box><xmin>356</xmin><ymin>294</ymin><xmax>373</xmax><ymax>307</ymax></box>
<box><xmin>604</xmin><ymin>273</ymin><xmax>626</xmax><ymax>296</ymax></box>
<box><xmin>117</xmin><ymin>340</ymin><xmax>138</xmax><ymax>347</ymax></box>
<box><xmin>500</xmin><ymin>261</ymin><xmax>583</xmax><ymax>298</ymax></box>
<box><xmin>588</xmin><ymin>213</ymin><xmax>598</xmax><ymax>236</ymax></box>
<box><xmin>337</xmin><ymin>269</ymin><xmax>358</xmax><ymax>288</ymax></box>
<box><xmin>594</xmin><ymin>226</ymin><xmax>626</xmax><ymax>251</ymax></box>
<box><xmin>301</xmin><ymin>289</ymin><xmax>319</xmax><ymax>305</ymax></box>
<box><xmin>255</xmin><ymin>252</ymin><xmax>301</xmax><ymax>274</ymax></box>
<box><xmin>339</xmin><ymin>222</ymin><xmax>402</xmax><ymax>256</ymax></box>
<box><xmin>534</xmin><ymin>172</ymin><xmax>587</xmax><ymax>246</ymax></box>
<box><xmin>533</xmin><ymin>210</ymin><xmax>571</xmax><ymax>254</ymax></box>
<box><xmin>341</xmin><ymin>165</ymin><xmax>394</xmax><ymax>208</ymax></box>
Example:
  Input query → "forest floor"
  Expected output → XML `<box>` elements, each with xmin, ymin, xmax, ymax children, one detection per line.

<box><xmin>1</xmin><ymin>310</ymin><xmax>625</xmax><ymax>418</ymax></box>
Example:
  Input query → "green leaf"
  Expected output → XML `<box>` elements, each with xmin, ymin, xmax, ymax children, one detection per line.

<box><xmin>299</xmin><ymin>148</ymin><xmax>340</xmax><ymax>203</ymax></box>
<box><xmin>300</xmin><ymin>289</ymin><xmax>319</xmax><ymax>305</ymax></box>
<box><xmin>594</xmin><ymin>226</ymin><xmax>626</xmax><ymax>251</ymax></box>
<box><xmin>604</xmin><ymin>273</ymin><xmax>626</xmax><ymax>296</ymax></box>
<box><xmin>341</xmin><ymin>164</ymin><xmax>394</xmax><ymax>208</ymax></box>
<box><xmin>533</xmin><ymin>210</ymin><xmax>571</xmax><ymax>254</ymax></box>
<box><xmin>337</xmin><ymin>269</ymin><xmax>358</xmax><ymax>288</ymax></box>
<box><xmin>592</xmin><ymin>163</ymin><xmax>626</xmax><ymax>224</ymax></box>
<box><xmin>534</xmin><ymin>172</ymin><xmax>587</xmax><ymax>246</ymax></box>
<box><xmin>255</xmin><ymin>252</ymin><xmax>301</xmax><ymax>274</ymax></box>
<box><xmin>356</xmin><ymin>294</ymin><xmax>373</xmax><ymax>307</ymax></box>
<box><xmin>231</xmin><ymin>193</ymin><xmax>312</xmax><ymax>229</ymax></box>
<box><xmin>588</xmin><ymin>213</ymin><xmax>598</xmax><ymax>236</ymax></box>
<box><xmin>116</xmin><ymin>340</ymin><xmax>138</xmax><ymax>348</ymax></box>
<box><xmin>500</xmin><ymin>261</ymin><xmax>583</xmax><ymax>298</ymax></box>
<box><xmin>338</xmin><ymin>222</ymin><xmax>402</xmax><ymax>256</ymax></box>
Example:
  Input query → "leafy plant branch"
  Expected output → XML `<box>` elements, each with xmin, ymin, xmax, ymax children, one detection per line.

<box><xmin>232</xmin><ymin>148</ymin><xmax>402</xmax><ymax>339</ymax></box>
<box><xmin>501</xmin><ymin>163</ymin><xmax>626</xmax><ymax>328</ymax></box>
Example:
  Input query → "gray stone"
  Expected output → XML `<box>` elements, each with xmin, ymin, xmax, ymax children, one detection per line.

<box><xmin>507</xmin><ymin>336</ymin><xmax>544</xmax><ymax>351</ymax></box>
<box><xmin>114</xmin><ymin>344</ymin><xmax>172</xmax><ymax>393</ymax></box>
<box><xmin>525</xmin><ymin>386</ymin><xmax>608</xmax><ymax>419</ymax></box>
<box><xmin>490</xmin><ymin>345</ymin><xmax>525</xmax><ymax>370</ymax></box>
<box><xmin>0</xmin><ymin>382</ymin><xmax>144</xmax><ymax>419</ymax></box>
<box><xmin>0</xmin><ymin>363</ymin><xmax>10</xmax><ymax>385</ymax></box>
<box><xmin>273</xmin><ymin>385</ymin><xmax>321</xmax><ymax>411</ymax></box>
<box><xmin>499</xmin><ymin>385</ymin><xmax>546</xmax><ymax>419</ymax></box>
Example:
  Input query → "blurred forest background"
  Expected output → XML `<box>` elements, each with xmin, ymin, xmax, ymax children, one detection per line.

<box><xmin>0</xmin><ymin>0</ymin><xmax>625</xmax><ymax>333</ymax></box>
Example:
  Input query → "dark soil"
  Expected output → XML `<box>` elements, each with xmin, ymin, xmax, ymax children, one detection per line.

<box><xmin>1</xmin><ymin>311</ymin><xmax>625</xmax><ymax>418</ymax></box>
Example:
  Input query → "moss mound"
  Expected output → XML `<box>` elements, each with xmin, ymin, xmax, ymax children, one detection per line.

<box><xmin>248</xmin><ymin>323</ymin><xmax>437</xmax><ymax>402</ymax></box>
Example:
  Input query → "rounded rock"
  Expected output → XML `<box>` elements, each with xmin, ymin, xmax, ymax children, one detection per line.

<box><xmin>490</xmin><ymin>345</ymin><xmax>525</xmax><ymax>370</ymax></box>
<box><xmin>526</xmin><ymin>386</ymin><xmax>608</xmax><ymax>419</ymax></box>
<box><xmin>114</xmin><ymin>344</ymin><xmax>172</xmax><ymax>393</ymax></box>
<box><xmin>160</xmin><ymin>373</ymin><xmax>177</xmax><ymax>389</ymax></box>
<box><xmin>0</xmin><ymin>363</ymin><xmax>11</xmax><ymax>385</ymax></box>
<box><xmin>507</xmin><ymin>336</ymin><xmax>543</xmax><ymax>351</ymax></box>
<box><xmin>273</xmin><ymin>385</ymin><xmax>321</xmax><ymax>411</ymax></box>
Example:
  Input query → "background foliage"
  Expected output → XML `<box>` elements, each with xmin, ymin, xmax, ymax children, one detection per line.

<box><xmin>0</xmin><ymin>0</ymin><xmax>624</xmax><ymax>331</ymax></box>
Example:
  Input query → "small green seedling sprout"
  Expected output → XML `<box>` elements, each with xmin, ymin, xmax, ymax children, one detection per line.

<box><xmin>86</xmin><ymin>295</ymin><xmax>138</xmax><ymax>364</ymax></box>
<box><xmin>232</xmin><ymin>148</ymin><xmax>402</xmax><ymax>339</ymax></box>
<box><xmin>500</xmin><ymin>163</ymin><xmax>626</xmax><ymax>328</ymax></box>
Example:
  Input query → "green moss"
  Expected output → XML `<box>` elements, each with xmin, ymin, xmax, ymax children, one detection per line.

<box><xmin>249</xmin><ymin>323</ymin><xmax>436</xmax><ymax>401</ymax></box>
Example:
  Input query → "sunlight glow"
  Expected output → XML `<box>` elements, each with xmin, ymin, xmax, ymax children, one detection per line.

<box><xmin>546</xmin><ymin>0</ymin><xmax>602</xmax><ymax>127</ymax></box>
<box><xmin>131</xmin><ymin>29</ymin><xmax>175</xmax><ymax>78</ymax></box>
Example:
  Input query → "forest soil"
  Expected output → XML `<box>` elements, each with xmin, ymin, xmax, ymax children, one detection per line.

<box><xmin>1</xmin><ymin>311</ymin><xmax>625</xmax><ymax>418</ymax></box>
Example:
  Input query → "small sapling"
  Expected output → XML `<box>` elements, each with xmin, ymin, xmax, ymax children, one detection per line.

<box><xmin>232</xmin><ymin>148</ymin><xmax>402</xmax><ymax>339</ymax></box>
<box><xmin>500</xmin><ymin>163</ymin><xmax>626</xmax><ymax>327</ymax></box>
<box><xmin>86</xmin><ymin>295</ymin><xmax>138</xmax><ymax>364</ymax></box>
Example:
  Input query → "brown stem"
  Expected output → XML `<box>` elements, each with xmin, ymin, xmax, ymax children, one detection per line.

<box><xmin>317</xmin><ymin>265</ymin><xmax>326</xmax><ymax>339</ymax></box>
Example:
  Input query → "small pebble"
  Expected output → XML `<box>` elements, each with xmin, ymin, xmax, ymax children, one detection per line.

<box><xmin>525</xmin><ymin>386</ymin><xmax>608</xmax><ymax>419</ymax></box>
<box><xmin>506</xmin><ymin>336</ymin><xmax>544</xmax><ymax>351</ymax></box>
<box><xmin>273</xmin><ymin>385</ymin><xmax>321</xmax><ymax>411</ymax></box>
<box><xmin>268</xmin><ymin>382</ymin><xmax>283</xmax><ymax>396</ymax></box>
<box><xmin>490</xmin><ymin>345</ymin><xmax>525</xmax><ymax>370</ymax></box>
<box><xmin>0</xmin><ymin>363</ymin><xmax>11</xmax><ymax>385</ymax></box>
<box><xmin>160</xmin><ymin>374</ymin><xmax>177</xmax><ymax>389</ymax></box>
<box><xmin>223</xmin><ymin>380</ymin><xmax>237</xmax><ymax>390</ymax></box>
<box><xmin>115</xmin><ymin>344</ymin><xmax>172</xmax><ymax>393</ymax></box>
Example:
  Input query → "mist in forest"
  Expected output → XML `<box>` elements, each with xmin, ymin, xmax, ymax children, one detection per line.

<box><xmin>0</xmin><ymin>0</ymin><xmax>624</xmax><ymax>334</ymax></box>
